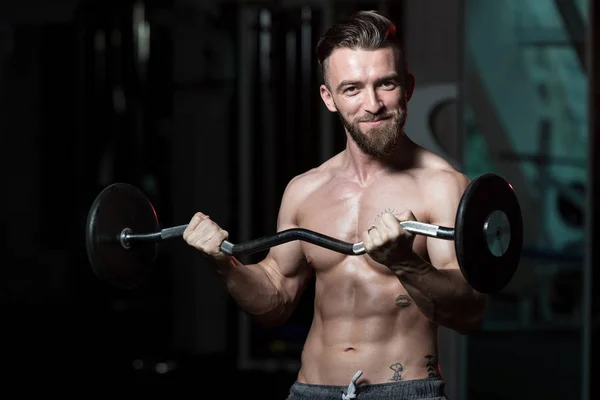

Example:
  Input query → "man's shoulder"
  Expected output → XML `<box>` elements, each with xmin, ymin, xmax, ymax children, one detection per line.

<box><xmin>418</xmin><ymin>164</ymin><xmax>471</xmax><ymax>202</ymax></box>
<box><xmin>285</xmin><ymin>152</ymin><xmax>342</xmax><ymax>193</ymax></box>
<box><xmin>285</xmin><ymin>165</ymin><xmax>333</xmax><ymax>197</ymax></box>
<box><xmin>278</xmin><ymin>166</ymin><xmax>334</xmax><ymax>219</ymax></box>
<box><xmin>416</xmin><ymin>151</ymin><xmax>471</xmax><ymax>195</ymax></box>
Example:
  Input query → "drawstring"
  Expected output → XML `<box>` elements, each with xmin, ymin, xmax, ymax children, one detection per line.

<box><xmin>341</xmin><ymin>370</ymin><xmax>363</xmax><ymax>400</ymax></box>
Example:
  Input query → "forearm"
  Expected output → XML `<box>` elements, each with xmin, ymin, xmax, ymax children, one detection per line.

<box><xmin>212</xmin><ymin>257</ymin><xmax>289</xmax><ymax>326</ymax></box>
<box><xmin>392</xmin><ymin>255</ymin><xmax>486</xmax><ymax>334</ymax></box>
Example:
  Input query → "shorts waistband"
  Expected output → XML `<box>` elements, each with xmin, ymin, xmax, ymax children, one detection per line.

<box><xmin>288</xmin><ymin>371</ymin><xmax>446</xmax><ymax>400</ymax></box>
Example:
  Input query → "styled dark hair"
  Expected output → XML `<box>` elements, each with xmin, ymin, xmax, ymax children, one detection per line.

<box><xmin>316</xmin><ymin>10</ymin><xmax>406</xmax><ymax>87</ymax></box>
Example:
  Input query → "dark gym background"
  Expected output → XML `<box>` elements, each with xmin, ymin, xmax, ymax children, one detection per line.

<box><xmin>1</xmin><ymin>0</ymin><xmax>599</xmax><ymax>398</ymax></box>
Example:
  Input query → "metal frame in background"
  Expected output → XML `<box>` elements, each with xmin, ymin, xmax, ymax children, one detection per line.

<box><xmin>235</xmin><ymin>1</ymin><xmax>330</xmax><ymax>374</ymax></box>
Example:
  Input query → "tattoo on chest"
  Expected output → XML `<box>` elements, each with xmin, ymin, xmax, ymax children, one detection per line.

<box><xmin>374</xmin><ymin>208</ymin><xmax>398</xmax><ymax>222</ymax></box>
<box><xmin>425</xmin><ymin>355</ymin><xmax>439</xmax><ymax>378</ymax></box>
<box><xmin>389</xmin><ymin>362</ymin><xmax>404</xmax><ymax>381</ymax></box>
<box><xmin>395</xmin><ymin>295</ymin><xmax>412</xmax><ymax>308</ymax></box>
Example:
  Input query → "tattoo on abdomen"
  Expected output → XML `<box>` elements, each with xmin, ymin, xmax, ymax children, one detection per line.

<box><xmin>425</xmin><ymin>355</ymin><xmax>439</xmax><ymax>378</ymax></box>
<box><xmin>389</xmin><ymin>362</ymin><xmax>403</xmax><ymax>381</ymax></box>
<box><xmin>395</xmin><ymin>295</ymin><xmax>412</xmax><ymax>308</ymax></box>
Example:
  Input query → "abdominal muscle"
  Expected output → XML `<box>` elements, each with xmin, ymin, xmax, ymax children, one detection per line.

<box><xmin>295</xmin><ymin>257</ymin><xmax>439</xmax><ymax>386</ymax></box>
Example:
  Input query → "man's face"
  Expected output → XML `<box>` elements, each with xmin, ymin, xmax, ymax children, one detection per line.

<box><xmin>320</xmin><ymin>46</ymin><xmax>414</xmax><ymax>158</ymax></box>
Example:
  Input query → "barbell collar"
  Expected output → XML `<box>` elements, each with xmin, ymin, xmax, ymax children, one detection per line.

<box><xmin>123</xmin><ymin>224</ymin><xmax>185</xmax><ymax>243</ymax></box>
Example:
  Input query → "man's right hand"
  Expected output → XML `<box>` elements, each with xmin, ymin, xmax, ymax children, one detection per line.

<box><xmin>183</xmin><ymin>212</ymin><xmax>230</xmax><ymax>263</ymax></box>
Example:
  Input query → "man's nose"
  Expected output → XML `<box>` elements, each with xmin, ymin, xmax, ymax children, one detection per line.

<box><xmin>363</xmin><ymin>88</ymin><xmax>383</xmax><ymax>114</ymax></box>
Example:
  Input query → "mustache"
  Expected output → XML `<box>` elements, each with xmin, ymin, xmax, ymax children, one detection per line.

<box><xmin>356</xmin><ymin>113</ymin><xmax>396</xmax><ymax>123</ymax></box>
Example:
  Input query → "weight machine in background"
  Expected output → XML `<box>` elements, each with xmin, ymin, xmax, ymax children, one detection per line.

<box><xmin>462</xmin><ymin>0</ymin><xmax>598</xmax><ymax>399</ymax></box>
<box><xmin>0</xmin><ymin>0</ymin><xmax>176</xmax><ymax>382</ymax></box>
<box><xmin>74</xmin><ymin>0</ymin><xmax>176</xmax><ymax>374</ymax></box>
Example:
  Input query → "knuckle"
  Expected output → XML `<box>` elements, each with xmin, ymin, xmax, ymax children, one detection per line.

<box><xmin>184</xmin><ymin>230</ymin><xmax>194</xmax><ymax>243</ymax></box>
<box><xmin>363</xmin><ymin>234</ymin><xmax>371</xmax><ymax>246</ymax></box>
<box><xmin>362</xmin><ymin>234</ymin><xmax>370</xmax><ymax>246</ymax></box>
<box><xmin>197</xmin><ymin>243</ymin><xmax>211</xmax><ymax>253</ymax></box>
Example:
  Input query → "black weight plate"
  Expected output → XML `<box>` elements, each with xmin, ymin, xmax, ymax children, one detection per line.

<box><xmin>454</xmin><ymin>174</ymin><xmax>523</xmax><ymax>293</ymax></box>
<box><xmin>85</xmin><ymin>183</ymin><xmax>159</xmax><ymax>289</ymax></box>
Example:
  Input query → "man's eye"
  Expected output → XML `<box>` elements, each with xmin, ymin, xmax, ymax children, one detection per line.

<box><xmin>344</xmin><ymin>87</ymin><xmax>357</xmax><ymax>93</ymax></box>
<box><xmin>381</xmin><ymin>81</ymin><xmax>397</xmax><ymax>89</ymax></box>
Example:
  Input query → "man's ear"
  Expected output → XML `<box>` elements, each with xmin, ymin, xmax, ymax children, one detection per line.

<box><xmin>405</xmin><ymin>73</ymin><xmax>415</xmax><ymax>102</ymax></box>
<box><xmin>320</xmin><ymin>84</ymin><xmax>338</xmax><ymax>112</ymax></box>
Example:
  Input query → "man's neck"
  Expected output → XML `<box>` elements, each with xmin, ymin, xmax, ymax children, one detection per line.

<box><xmin>342</xmin><ymin>132</ymin><xmax>417</xmax><ymax>186</ymax></box>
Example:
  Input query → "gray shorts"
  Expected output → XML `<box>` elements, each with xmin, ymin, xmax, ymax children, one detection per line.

<box><xmin>286</xmin><ymin>370</ymin><xmax>447</xmax><ymax>400</ymax></box>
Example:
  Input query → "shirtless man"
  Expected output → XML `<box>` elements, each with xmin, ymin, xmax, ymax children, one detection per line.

<box><xmin>183</xmin><ymin>10</ymin><xmax>486</xmax><ymax>400</ymax></box>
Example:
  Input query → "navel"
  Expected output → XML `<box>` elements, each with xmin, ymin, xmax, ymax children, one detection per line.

<box><xmin>395</xmin><ymin>294</ymin><xmax>412</xmax><ymax>308</ymax></box>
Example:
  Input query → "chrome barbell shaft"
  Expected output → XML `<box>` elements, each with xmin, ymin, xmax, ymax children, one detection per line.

<box><xmin>352</xmin><ymin>221</ymin><xmax>454</xmax><ymax>255</ymax></box>
<box><xmin>400</xmin><ymin>221</ymin><xmax>455</xmax><ymax>240</ymax></box>
<box><xmin>122</xmin><ymin>221</ymin><xmax>455</xmax><ymax>256</ymax></box>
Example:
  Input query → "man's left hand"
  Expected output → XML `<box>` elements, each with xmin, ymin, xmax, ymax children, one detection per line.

<box><xmin>363</xmin><ymin>210</ymin><xmax>421</xmax><ymax>272</ymax></box>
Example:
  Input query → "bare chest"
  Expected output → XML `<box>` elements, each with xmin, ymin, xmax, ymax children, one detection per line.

<box><xmin>296</xmin><ymin>178</ymin><xmax>430</xmax><ymax>271</ymax></box>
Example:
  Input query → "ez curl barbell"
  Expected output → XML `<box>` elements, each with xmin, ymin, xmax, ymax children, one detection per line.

<box><xmin>85</xmin><ymin>173</ymin><xmax>523</xmax><ymax>294</ymax></box>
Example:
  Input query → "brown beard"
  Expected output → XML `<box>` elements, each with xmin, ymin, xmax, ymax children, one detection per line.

<box><xmin>338</xmin><ymin>108</ymin><xmax>406</xmax><ymax>158</ymax></box>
